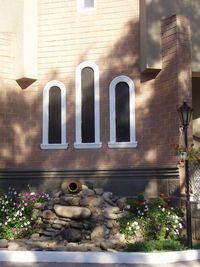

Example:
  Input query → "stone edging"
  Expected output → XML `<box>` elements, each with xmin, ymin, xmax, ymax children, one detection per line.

<box><xmin>0</xmin><ymin>250</ymin><xmax>199</xmax><ymax>264</ymax></box>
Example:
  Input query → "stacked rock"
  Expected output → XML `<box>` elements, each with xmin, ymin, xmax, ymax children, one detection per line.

<box><xmin>30</xmin><ymin>179</ymin><xmax>127</xmax><ymax>251</ymax></box>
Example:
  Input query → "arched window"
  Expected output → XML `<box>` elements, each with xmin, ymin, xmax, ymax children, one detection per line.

<box><xmin>41</xmin><ymin>80</ymin><xmax>68</xmax><ymax>149</ymax></box>
<box><xmin>74</xmin><ymin>61</ymin><xmax>101</xmax><ymax>149</ymax></box>
<box><xmin>108</xmin><ymin>75</ymin><xmax>137</xmax><ymax>148</ymax></box>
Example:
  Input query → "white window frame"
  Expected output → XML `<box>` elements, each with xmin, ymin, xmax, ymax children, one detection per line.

<box><xmin>41</xmin><ymin>80</ymin><xmax>68</xmax><ymax>150</ymax></box>
<box><xmin>74</xmin><ymin>61</ymin><xmax>101</xmax><ymax>149</ymax></box>
<box><xmin>108</xmin><ymin>75</ymin><xmax>138</xmax><ymax>148</ymax></box>
<box><xmin>77</xmin><ymin>0</ymin><xmax>96</xmax><ymax>12</ymax></box>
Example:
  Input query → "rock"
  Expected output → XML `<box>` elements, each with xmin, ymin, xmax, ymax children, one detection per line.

<box><xmin>34</xmin><ymin>202</ymin><xmax>43</xmax><ymax>209</ymax></box>
<box><xmin>53</xmin><ymin>219</ymin><xmax>70</xmax><ymax>226</ymax></box>
<box><xmin>38</xmin><ymin>223</ymin><xmax>51</xmax><ymax>228</ymax></box>
<box><xmin>70</xmin><ymin>221</ymin><xmax>84</xmax><ymax>229</ymax></box>
<box><xmin>103</xmin><ymin>192</ymin><xmax>114</xmax><ymax>205</ymax></box>
<box><xmin>91</xmin><ymin>225</ymin><xmax>110</xmax><ymax>240</ymax></box>
<box><xmin>43</xmin><ymin>229</ymin><xmax>60</xmax><ymax>237</ymax></box>
<box><xmin>32</xmin><ymin>209</ymin><xmax>41</xmax><ymax>220</ymax></box>
<box><xmin>100</xmin><ymin>236</ymin><xmax>126</xmax><ymax>250</ymax></box>
<box><xmin>80</xmin><ymin>189</ymin><xmax>95</xmax><ymax>197</ymax></box>
<box><xmin>62</xmin><ymin>196</ymin><xmax>80</xmax><ymax>206</ymax></box>
<box><xmin>35</xmin><ymin>217</ymin><xmax>43</xmax><ymax>225</ymax></box>
<box><xmin>116</xmin><ymin>197</ymin><xmax>127</xmax><ymax>210</ymax></box>
<box><xmin>42</xmin><ymin>210</ymin><xmax>56</xmax><ymax>219</ymax></box>
<box><xmin>103</xmin><ymin>207</ymin><xmax>120</xmax><ymax>219</ymax></box>
<box><xmin>0</xmin><ymin>239</ymin><xmax>8</xmax><ymax>248</ymax></box>
<box><xmin>52</xmin><ymin>224</ymin><xmax>63</xmax><ymax>229</ymax></box>
<box><xmin>79</xmin><ymin>196</ymin><xmax>103</xmax><ymax>207</ymax></box>
<box><xmin>81</xmin><ymin>184</ymin><xmax>88</xmax><ymax>190</ymax></box>
<box><xmin>94</xmin><ymin>188</ymin><xmax>104</xmax><ymax>195</ymax></box>
<box><xmin>54</xmin><ymin>205</ymin><xmax>91</xmax><ymax>219</ymax></box>
<box><xmin>30</xmin><ymin>233</ymin><xmax>40</xmax><ymax>240</ymax></box>
<box><xmin>8</xmin><ymin>241</ymin><xmax>26</xmax><ymax>250</ymax></box>
<box><xmin>62</xmin><ymin>229</ymin><xmax>82</xmax><ymax>242</ymax></box>
<box><xmin>54</xmin><ymin>191</ymin><xmax>62</xmax><ymax>198</ymax></box>
<box><xmin>106</xmin><ymin>220</ymin><xmax>119</xmax><ymax>229</ymax></box>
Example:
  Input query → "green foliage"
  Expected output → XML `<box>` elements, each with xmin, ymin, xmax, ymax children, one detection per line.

<box><xmin>119</xmin><ymin>193</ymin><xmax>185</xmax><ymax>242</ymax></box>
<box><xmin>0</xmin><ymin>186</ymin><xmax>50</xmax><ymax>240</ymax></box>
<box><xmin>124</xmin><ymin>239</ymin><xmax>185</xmax><ymax>252</ymax></box>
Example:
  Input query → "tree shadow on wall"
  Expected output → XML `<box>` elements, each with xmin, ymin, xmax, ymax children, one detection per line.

<box><xmin>0</xmin><ymin>12</ymin><xmax>192</xmax><ymax>197</ymax></box>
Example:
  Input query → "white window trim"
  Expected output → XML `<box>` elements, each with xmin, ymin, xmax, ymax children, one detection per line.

<box><xmin>40</xmin><ymin>80</ymin><xmax>68</xmax><ymax>150</ymax></box>
<box><xmin>77</xmin><ymin>0</ymin><xmax>96</xmax><ymax>12</ymax></box>
<box><xmin>108</xmin><ymin>75</ymin><xmax>138</xmax><ymax>149</ymax></box>
<box><xmin>74</xmin><ymin>61</ymin><xmax>101</xmax><ymax>149</ymax></box>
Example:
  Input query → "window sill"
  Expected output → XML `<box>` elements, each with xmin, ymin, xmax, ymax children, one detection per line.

<box><xmin>108</xmin><ymin>141</ymin><xmax>138</xmax><ymax>148</ymax></box>
<box><xmin>40</xmin><ymin>143</ymin><xmax>68</xmax><ymax>150</ymax></box>
<box><xmin>74</xmin><ymin>142</ymin><xmax>102</xmax><ymax>149</ymax></box>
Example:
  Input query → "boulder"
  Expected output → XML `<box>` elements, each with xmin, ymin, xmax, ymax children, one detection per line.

<box><xmin>0</xmin><ymin>239</ymin><xmax>8</xmax><ymax>248</ymax></box>
<box><xmin>42</xmin><ymin>210</ymin><xmax>56</xmax><ymax>219</ymax></box>
<box><xmin>62</xmin><ymin>196</ymin><xmax>80</xmax><ymax>206</ymax></box>
<box><xmin>54</xmin><ymin>205</ymin><xmax>91</xmax><ymax>219</ymax></box>
<box><xmin>79</xmin><ymin>196</ymin><xmax>103</xmax><ymax>207</ymax></box>
<box><xmin>94</xmin><ymin>188</ymin><xmax>104</xmax><ymax>195</ymax></box>
<box><xmin>91</xmin><ymin>225</ymin><xmax>109</xmax><ymax>240</ymax></box>
<box><xmin>62</xmin><ymin>229</ymin><xmax>82</xmax><ymax>242</ymax></box>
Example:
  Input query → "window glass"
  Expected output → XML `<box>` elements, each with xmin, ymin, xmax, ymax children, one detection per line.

<box><xmin>81</xmin><ymin>67</ymin><xmax>95</xmax><ymax>143</ymax></box>
<box><xmin>48</xmin><ymin>86</ymin><xmax>61</xmax><ymax>144</ymax></box>
<box><xmin>115</xmin><ymin>82</ymin><xmax>130</xmax><ymax>142</ymax></box>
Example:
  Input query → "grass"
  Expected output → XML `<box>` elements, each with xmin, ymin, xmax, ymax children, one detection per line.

<box><xmin>124</xmin><ymin>239</ymin><xmax>185</xmax><ymax>252</ymax></box>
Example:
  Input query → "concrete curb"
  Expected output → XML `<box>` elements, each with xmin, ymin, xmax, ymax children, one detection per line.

<box><xmin>0</xmin><ymin>250</ymin><xmax>200</xmax><ymax>264</ymax></box>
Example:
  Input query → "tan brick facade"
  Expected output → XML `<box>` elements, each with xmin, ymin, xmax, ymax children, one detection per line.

<box><xmin>0</xmin><ymin>3</ymin><xmax>192</xmax><ymax>173</ymax></box>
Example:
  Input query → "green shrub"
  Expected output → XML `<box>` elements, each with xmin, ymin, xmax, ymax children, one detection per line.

<box><xmin>0</xmin><ymin>186</ymin><xmax>50</xmax><ymax>240</ymax></box>
<box><xmin>124</xmin><ymin>239</ymin><xmax>185</xmax><ymax>252</ymax></box>
<box><xmin>119</xmin><ymin>193</ymin><xmax>185</xmax><ymax>242</ymax></box>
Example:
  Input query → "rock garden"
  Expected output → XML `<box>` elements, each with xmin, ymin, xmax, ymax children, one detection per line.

<box><xmin>0</xmin><ymin>179</ymin><xmax>187</xmax><ymax>252</ymax></box>
<box><xmin>0</xmin><ymin>179</ymin><xmax>127</xmax><ymax>251</ymax></box>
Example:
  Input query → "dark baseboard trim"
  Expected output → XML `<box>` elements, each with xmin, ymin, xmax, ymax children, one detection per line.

<box><xmin>0</xmin><ymin>166</ymin><xmax>179</xmax><ymax>180</ymax></box>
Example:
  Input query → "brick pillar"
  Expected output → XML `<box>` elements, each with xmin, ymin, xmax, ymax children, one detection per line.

<box><xmin>161</xmin><ymin>14</ymin><xmax>192</xmax><ymax>108</ymax></box>
<box><xmin>155</xmin><ymin>14</ymin><xmax>192</xmax><ymax>193</ymax></box>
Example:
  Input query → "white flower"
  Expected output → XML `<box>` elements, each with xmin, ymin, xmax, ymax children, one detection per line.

<box><xmin>5</xmin><ymin>222</ymin><xmax>7</xmax><ymax>225</ymax></box>
<box><xmin>162</xmin><ymin>208</ymin><xmax>165</xmax><ymax>212</ymax></box>
<box><xmin>126</xmin><ymin>205</ymin><xmax>131</xmax><ymax>209</ymax></box>
<box><xmin>14</xmin><ymin>191</ymin><xmax>17</xmax><ymax>195</ymax></box>
<box><xmin>136</xmin><ymin>226</ymin><xmax>140</xmax><ymax>230</ymax></box>
<box><xmin>0</xmin><ymin>223</ymin><xmax>2</xmax><ymax>227</ymax></box>
<box><xmin>128</xmin><ymin>226</ymin><xmax>131</xmax><ymax>231</ymax></box>
<box><xmin>30</xmin><ymin>192</ymin><xmax>35</xmax><ymax>195</ymax></box>
<box><xmin>158</xmin><ymin>205</ymin><xmax>161</xmax><ymax>208</ymax></box>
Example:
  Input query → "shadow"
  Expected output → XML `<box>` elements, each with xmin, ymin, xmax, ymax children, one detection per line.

<box><xmin>144</xmin><ymin>0</ymin><xmax>200</xmax><ymax>72</ymax></box>
<box><xmin>0</xmin><ymin>3</ymin><xmax>194</xmax><ymax>203</ymax></box>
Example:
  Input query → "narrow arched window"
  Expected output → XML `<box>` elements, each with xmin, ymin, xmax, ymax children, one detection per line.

<box><xmin>41</xmin><ymin>80</ymin><xmax>68</xmax><ymax>149</ymax></box>
<box><xmin>74</xmin><ymin>61</ymin><xmax>101</xmax><ymax>149</ymax></box>
<box><xmin>49</xmin><ymin>86</ymin><xmax>61</xmax><ymax>144</ymax></box>
<box><xmin>108</xmin><ymin>75</ymin><xmax>137</xmax><ymax>148</ymax></box>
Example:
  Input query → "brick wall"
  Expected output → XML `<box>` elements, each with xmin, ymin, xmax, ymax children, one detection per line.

<box><xmin>0</xmin><ymin>5</ymin><xmax>192</xmax><ymax>172</ymax></box>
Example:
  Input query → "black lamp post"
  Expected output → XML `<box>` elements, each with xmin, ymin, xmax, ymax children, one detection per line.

<box><xmin>177</xmin><ymin>100</ymin><xmax>193</xmax><ymax>249</ymax></box>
